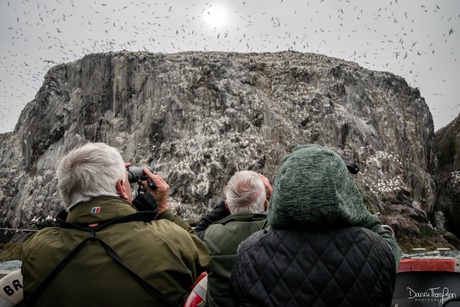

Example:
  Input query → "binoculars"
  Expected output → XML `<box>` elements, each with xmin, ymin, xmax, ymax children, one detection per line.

<box><xmin>127</xmin><ymin>166</ymin><xmax>156</xmax><ymax>189</ymax></box>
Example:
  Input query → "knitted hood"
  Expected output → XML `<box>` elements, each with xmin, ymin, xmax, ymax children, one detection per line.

<box><xmin>268</xmin><ymin>144</ymin><xmax>381</xmax><ymax>229</ymax></box>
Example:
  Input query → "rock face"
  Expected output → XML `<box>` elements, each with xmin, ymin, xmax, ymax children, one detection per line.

<box><xmin>0</xmin><ymin>51</ymin><xmax>450</xmax><ymax>250</ymax></box>
<box><xmin>434</xmin><ymin>114</ymin><xmax>460</xmax><ymax>246</ymax></box>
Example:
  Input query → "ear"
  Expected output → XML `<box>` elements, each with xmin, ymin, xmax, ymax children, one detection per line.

<box><xmin>224</xmin><ymin>200</ymin><xmax>231</xmax><ymax>213</ymax></box>
<box><xmin>264</xmin><ymin>199</ymin><xmax>269</xmax><ymax>211</ymax></box>
<box><xmin>116</xmin><ymin>179</ymin><xmax>129</xmax><ymax>200</ymax></box>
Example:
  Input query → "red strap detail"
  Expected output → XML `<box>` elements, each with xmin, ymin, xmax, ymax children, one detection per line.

<box><xmin>189</xmin><ymin>271</ymin><xmax>207</xmax><ymax>290</ymax></box>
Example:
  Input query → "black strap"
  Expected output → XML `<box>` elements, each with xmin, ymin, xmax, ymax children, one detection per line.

<box><xmin>27</xmin><ymin>237</ymin><xmax>92</xmax><ymax>306</ymax></box>
<box><xmin>56</xmin><ymin>210</ymin><xmax>157</xmax><ymax>231</ymax></box>
<box><xmin>26</xmin><ymin>211</ymin><xmax>175</xmax><ymax>307</ymax></box>
<box><xmin>94</xmin><ymin>237</ymin><xmax>175</xmax><ymax>306</ymax></box>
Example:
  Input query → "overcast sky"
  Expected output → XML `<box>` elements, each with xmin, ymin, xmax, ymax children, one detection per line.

<box><xmin>1</xmin><ymin>0</ymin><xmax>459</xmax><ymax>133</ymax></box>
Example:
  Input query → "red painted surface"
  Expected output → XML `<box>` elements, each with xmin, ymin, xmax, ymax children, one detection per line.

<box><xmin>398</xmin><ymin>258</ymin><xmax>459</xmax><ymax>273</ymax></box>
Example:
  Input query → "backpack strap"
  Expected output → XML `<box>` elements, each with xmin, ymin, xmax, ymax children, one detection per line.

<box><xmin>27</xmin><ymin>210</ymin><xmax>175</xmax><ymax>307</ymax></box>
<box><xmin>56</xmin><ymin>210</ymin><xmax>157</xmax><ymax>231</ymax></box>
<box><xmin>92</xmin><ymin>236</ymin><xmax>175</xmax><ymax>306</ymax></box>
<box><xmin>27</xmin><ymin>235</ymin><xmax>92</xmax><ymax>305</ymax></box>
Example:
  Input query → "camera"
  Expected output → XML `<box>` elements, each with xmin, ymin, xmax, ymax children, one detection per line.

<box><xmin>127</xmin><ymin>166</ymin><xmax>159</xmax><ymax>213</ymax></box>
<box><xmin>342</xmin><ymin>158</ymin><xmax>359</xmax><ymax>174</ymax></box>
<box><xmin>127</xmin><ymin>166</ymin><xmax>156</xmax><ymax>189</ymax></box>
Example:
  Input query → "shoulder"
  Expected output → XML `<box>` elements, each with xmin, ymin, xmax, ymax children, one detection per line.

<box><xmin>235</xmin><ymin>228</ymin><xmax>270</xmax><ymax>253</ymax></box>
<box><xmin>352</xmin><ymin>227</ymin><xmax>396</xmax><ymax>263</ymax></box>
<box><xmin>205</xmin><ymin>215</ymin><xmax>267</xmax><ymax>239</ymax></box>
<box><xmin>23</xmin><ymin>227</ymin><xmax>61</xmax><ymax>249</ymax></box>
<box><xmin>349</xmin><ymin>227</ymin><xmax>395</xmax><ymax>252</ymax></box>
<box><xmin>215</xmin><ymin>213</ymin><xmax>267</xmax><ymax>225</ymax></box>
<box><xmin>138</xmin><ymin>219</ymin><xmax>195</xmax><ymax>242</ymax></box>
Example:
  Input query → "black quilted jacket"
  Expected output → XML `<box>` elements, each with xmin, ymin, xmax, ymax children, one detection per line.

<box><xmin>229</xmin><ymin>227</ymin><xmax>396</xmax><ymax>307</ymax></box>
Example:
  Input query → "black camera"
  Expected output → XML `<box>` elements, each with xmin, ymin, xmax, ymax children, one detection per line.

<box><xmin>127</xmin><ymin>166</ymin><xmax>158</xmax><ymax>213</ymax></box>
<box><xmin>342</xmin><ymin>158</ymin><xmax>359</xmax><ymax>174</ymax></box>
<box><xmin>127</xmin><ymin>166</ymin><xmax>156</xmax><ymax>189</ymax></box>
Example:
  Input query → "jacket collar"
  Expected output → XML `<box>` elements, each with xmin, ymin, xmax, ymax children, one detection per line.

<box><xmin>65</xmin><ymin>196</ymin><xmax>137</xmax><ymax>224</ymax></box>
<box><xmin>217</xmin><ymin>212</ymin><xmax>267</xmax><ymax>225</ymax></box>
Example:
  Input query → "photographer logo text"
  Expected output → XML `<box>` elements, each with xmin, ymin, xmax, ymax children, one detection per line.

<box><xmin>407</xmin><ymin>286</ymin><xmax>457</xmax><ymax>304</ymax></box>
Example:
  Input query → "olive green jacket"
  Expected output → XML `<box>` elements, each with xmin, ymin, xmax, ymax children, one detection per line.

<box><xmin>203</xmin><ymin>213</ymin><xmax>268</xmax><ymax>307</ymax></box>
<box><xmin>22</xmin><ymin>196</ymin><xmax>210</xmax><ymax>307</ymax></box>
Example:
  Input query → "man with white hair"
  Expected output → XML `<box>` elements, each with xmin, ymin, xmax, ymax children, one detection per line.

<box><xmin>195</xmin><ymin>170</ymin><xmax>271</xmax><ymax>307</ymax></box>
<box><xmin>21</xmin><ymin>142</ymin><xmax>210</xmax><ymax>307</ymax></box>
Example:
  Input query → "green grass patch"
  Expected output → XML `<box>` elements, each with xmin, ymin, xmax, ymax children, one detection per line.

<box><xmin>419</xmin><ymin>225</ymin><xmax>437</xmax><ymax>238</ymax></box>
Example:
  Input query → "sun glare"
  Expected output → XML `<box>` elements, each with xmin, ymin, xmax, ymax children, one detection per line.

<box><xmin>203</xmin><ymin>5</ymin><xmax>229</xmax><ymax>28</ymax></box>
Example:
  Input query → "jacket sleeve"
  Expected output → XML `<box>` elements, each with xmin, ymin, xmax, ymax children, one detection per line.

<box><xmin>158</xmin><ymin>209</ymin><xmax>211</xmax><ymax>271</ymax></box>
<box><xmin>158</xmin><ymin>208</ymin><xmax>195</xmax><ymax>235</ymax></box>
<box><xmin>365</xmin><ymin>216</ymin><xmax>402</xmax><ymax>271</ymax></box>
<box><xmin>194</xmin><ymin>200</ymin><xmax>230</xmax><ymax>240</ymax></box>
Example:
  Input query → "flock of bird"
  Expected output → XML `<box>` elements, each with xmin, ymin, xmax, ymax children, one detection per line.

<box><xmin>1</xmin><ymin>0</ymin><xmax>459</xmax><ymax>133</ymax></box>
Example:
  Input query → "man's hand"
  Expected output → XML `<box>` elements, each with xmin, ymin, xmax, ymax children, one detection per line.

<box><xmin>142</xmin><ymin>167</ymin><xmax>170</xmax><ymax>214</ymax></box>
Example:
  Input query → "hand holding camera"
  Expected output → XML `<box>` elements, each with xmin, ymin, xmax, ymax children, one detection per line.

<box><xmin>127</xmin><ymin>166</ymin><xmax>169</xmax><ymax>214</ymax></box>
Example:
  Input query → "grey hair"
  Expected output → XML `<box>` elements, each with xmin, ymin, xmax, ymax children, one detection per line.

<box><xmin>57</xmin><ymin>142</ymin><xmax>126</xmax><ymax>210</ymax></box>
<box><xmin>225</xmin><ymin>170</ymin><xmax>266</xmax><ymax>214</ymax></box>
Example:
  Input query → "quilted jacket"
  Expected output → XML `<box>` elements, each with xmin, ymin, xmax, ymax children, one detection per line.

<box><xmin>229</xmin><ymin>226</ymin><xmax>397</xmax><ymax>307</ymax></box>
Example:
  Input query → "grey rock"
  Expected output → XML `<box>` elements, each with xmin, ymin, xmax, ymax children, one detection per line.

<box><xmin>0</xmin><ymin>51</ymin><xmax>449</xmax><ymax>248</ymax></box>
<box><xmin>434</xmin><ymin>114</ymin><xmax>460</xmax><ymax>245</ymax></box>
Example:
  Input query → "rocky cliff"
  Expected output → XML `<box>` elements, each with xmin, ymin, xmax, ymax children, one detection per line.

<box><xmin>0</xmin><ymin>51</ymin><xmax>453</xmax><ymax>251</ymax></box>
<box><xmin>434</xmin><ymin>114</ymin><xmax>460</xmax><ymax>246</ymax></box>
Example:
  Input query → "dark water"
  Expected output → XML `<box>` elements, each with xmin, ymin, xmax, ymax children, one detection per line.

<box><xmin>0</xmin><ymin>260</ymin><xmax>21</xmax><ymax>270</ymax></box>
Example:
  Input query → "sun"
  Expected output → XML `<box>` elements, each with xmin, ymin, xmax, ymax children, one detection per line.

<box><xmin>203</xmin><ymin>5</ymin><xmax>229</xmax><ymax>28</ymax></box>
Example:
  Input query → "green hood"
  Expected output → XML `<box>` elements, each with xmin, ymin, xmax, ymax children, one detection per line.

<box><xmin>268</xmin><ymin>144</ymin><xmax>373</xmax><ymax>228</ymax></box>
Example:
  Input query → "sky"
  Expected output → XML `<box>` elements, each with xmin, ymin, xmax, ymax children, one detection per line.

<box><xmin>0</xmin><ymin>0</ymin><xmax>459</xmax><ymax>133</ymax></box>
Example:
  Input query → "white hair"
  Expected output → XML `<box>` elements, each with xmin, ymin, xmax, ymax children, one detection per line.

<box><xmin>57</xmin><ymin>142</ymin><xmax>126</xmax><ymax>210</ymax></box>
<box><xmin>225</xmin><ymin>171</ymin><xmax>266</xmax><ymax>214</ymax></box>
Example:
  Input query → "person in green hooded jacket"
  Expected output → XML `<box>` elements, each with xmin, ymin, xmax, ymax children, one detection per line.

<box><xmin>230</xmin><ymin>144</ymin><xmax>401</xmax><ymax>307</ymax></box>
<box><xmin>21</xmin><ymin>142</ymin><xmax>210</xmax><ymax>307</ymax></box>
